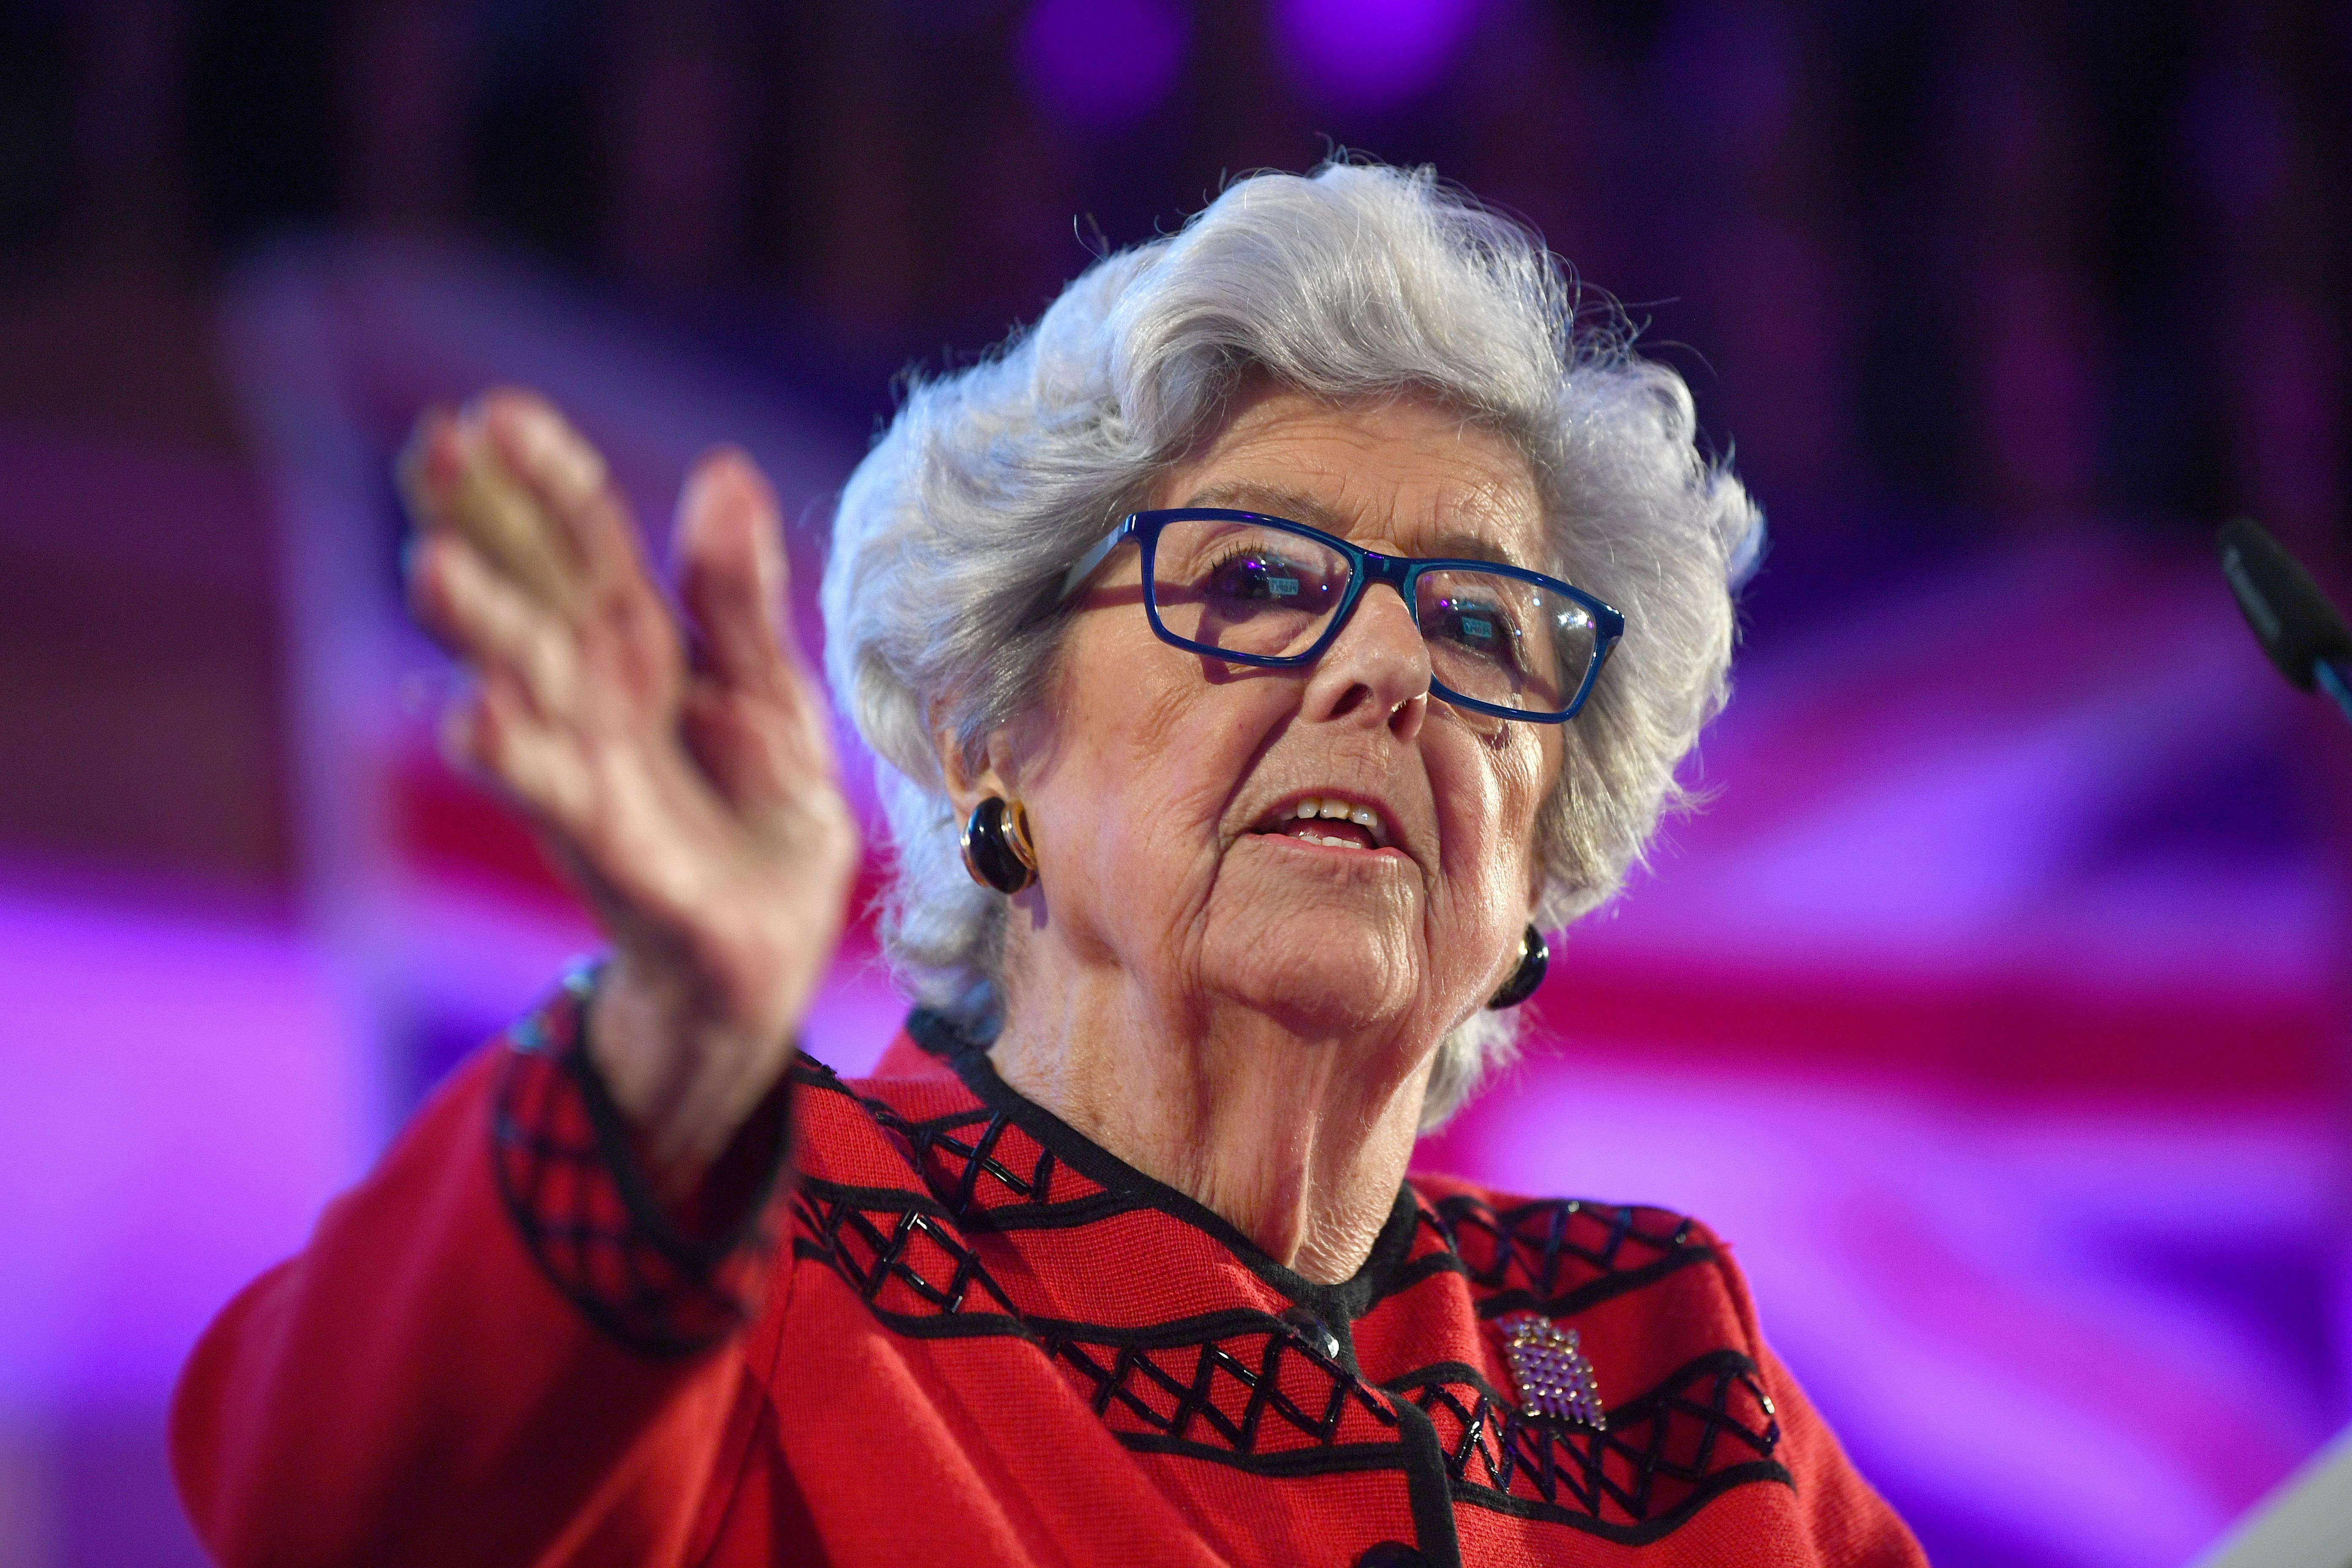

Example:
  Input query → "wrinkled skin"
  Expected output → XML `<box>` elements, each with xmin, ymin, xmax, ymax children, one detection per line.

<box><xmin>955</xmin><ymin>386</ymin><xmax>1558</xmax><ymax>1279</ymax></box>
<box><xmin>403</xmin><ymin>384</ymin><xmax>1556</xmax><ymax>1281</ymax></box>
<box><xmin>402</xmin><ymin>391</ymin><xmax>859</xmax><ymax>1185</ymax></box>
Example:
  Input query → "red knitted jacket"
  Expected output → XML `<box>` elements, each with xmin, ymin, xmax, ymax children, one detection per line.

<box><xmin>172</xmin><ymin>976</ymin><xmax>1925</xmax><ymax>1567</ymax></box>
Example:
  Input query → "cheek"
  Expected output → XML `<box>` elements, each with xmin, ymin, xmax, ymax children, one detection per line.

<box><xmin>1432</xmin><ymin>726</ymin><xmax>1550</xmax><ymax>925</ymax></box>
<box><xmin>1034</xmin><ymin>648</ymin><xmax>1267</xmax><ymax>923</ymax></box>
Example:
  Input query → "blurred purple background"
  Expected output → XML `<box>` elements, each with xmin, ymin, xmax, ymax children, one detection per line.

<box><xmin>0</xmin><ymin>2</ymin><xmax>2346</xmax><ymax>1564</ymax></box>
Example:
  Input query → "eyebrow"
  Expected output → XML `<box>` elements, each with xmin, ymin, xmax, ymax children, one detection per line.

<box><xmin>1175</xmin><ymin>483</ymin><xmax>1537</xmax><ymax>572</ymax></box>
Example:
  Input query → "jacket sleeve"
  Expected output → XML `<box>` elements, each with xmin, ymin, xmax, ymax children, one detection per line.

<box><xmin>169</xmin><ymin>968</ymin><xmax>792</xmax><ymax>1568</ymax></box>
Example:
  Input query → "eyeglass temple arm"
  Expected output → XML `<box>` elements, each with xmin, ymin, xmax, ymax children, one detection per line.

<box><xmin>1058</xmin><ymin>518</ymin><xmax>1136</xmax><ymax>604</ymax></box>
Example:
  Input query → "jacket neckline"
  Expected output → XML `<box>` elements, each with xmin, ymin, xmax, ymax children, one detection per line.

<box><xmin>901</xmin><ymin>1007</ymin><xmax>1427</xmax><ymax>1326</ymax></box>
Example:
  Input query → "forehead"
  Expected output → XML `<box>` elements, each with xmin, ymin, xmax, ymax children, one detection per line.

<box><xmin>1154</xmin><ymin>389</ymin><xmax>1549</xmax><ymax>569</ymax></box>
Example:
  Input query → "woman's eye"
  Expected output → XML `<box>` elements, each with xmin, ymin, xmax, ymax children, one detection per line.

<box><xmin>1435</xmin><ymin>598</ymin><xmax>1519</xmax><ymax>659</ymax></box>
<box><xmin>1206</xmin><ymin>553</ymin><xmax>1305</xmax><ymax>601</ymax></box>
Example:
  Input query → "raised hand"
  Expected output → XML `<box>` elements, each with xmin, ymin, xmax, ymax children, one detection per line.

<box><xmin>400</xmin><ymin>390</ymin><xmax>860</xmax><ymax>1191</ymax></box>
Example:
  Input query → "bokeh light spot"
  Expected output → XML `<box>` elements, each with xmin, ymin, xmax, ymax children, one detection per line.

<box><xmin>1018</xmin><ymin>0</ymin><xmax>1190</xmax><ymax>133</ymax></box>
<box><xmin>1274</xmin><ymin>0</ymin><xmax>1489</xmax><ymax>115</ymax></box>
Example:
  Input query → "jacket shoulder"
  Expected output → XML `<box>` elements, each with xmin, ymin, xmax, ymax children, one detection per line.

<box><xmin>784</xmin><ymin>1048</ymin><xmax>975</xmax><ymax>1192</ymax></box>
<box><xmin>1407</xmin><ymin>1168</ymin><xmax>1727</xmax><ymax>1318</ymax></box>
<box><xmin>788</xmin><ymin>1044</ymin><xmax>1119</xmax><ymax>1227</ymax></box>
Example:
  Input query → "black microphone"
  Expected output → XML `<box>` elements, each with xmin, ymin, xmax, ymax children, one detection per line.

<box><xmin>2218</xmin><ymin>517</ymin><xmax>2352</xmax><ymax>725</ymax></box>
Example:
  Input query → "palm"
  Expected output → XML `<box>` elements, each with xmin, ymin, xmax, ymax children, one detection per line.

<box><xmin>400</xmin><ymin>391</ymin><xmax>859</xmax><ymax>1180</ymax></box>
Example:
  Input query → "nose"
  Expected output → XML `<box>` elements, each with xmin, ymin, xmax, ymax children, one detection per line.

<box><xmin>1299</xmin><ymin>581</ymin><xmax>1430</xmax><ymax>740</ymax></box>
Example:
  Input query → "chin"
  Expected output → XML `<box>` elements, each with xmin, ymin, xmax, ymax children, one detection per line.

<box><xmin>1198</xmin><ymin>906</ymin><xmax>1425</xmax><ymax>1040</ymax></box>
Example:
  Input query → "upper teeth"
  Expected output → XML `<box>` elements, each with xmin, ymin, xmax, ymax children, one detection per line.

<box><xmin>1290</xmin><ymin>796</ymin><xmax>1386</xmax><ymax>846</ymax></box>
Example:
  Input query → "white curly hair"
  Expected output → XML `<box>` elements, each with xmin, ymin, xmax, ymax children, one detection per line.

<box><xmin>820</xmin><ymin>160</ymin><xmax>1760</xmax><ymax>1127</ymax></box>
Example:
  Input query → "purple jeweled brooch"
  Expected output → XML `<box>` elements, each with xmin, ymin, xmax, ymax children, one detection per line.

<box><xmin>1496</xmin><ymin>1312</ymin><xmax>1606</xmax><ymax>1430</ymax></box>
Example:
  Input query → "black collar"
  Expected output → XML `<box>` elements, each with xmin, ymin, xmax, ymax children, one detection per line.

<box><xmin>902</xmin><ymin>1007</ymin><xmax>1425</xmax><ymax>1328</ymax></box>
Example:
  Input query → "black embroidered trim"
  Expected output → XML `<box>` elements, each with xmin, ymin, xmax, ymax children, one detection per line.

<box><xmin>1387</xmin><ymin>1352</ymin><xmax>1788</xmax><ymax>1544</ymax></box>
<box><xmin>900</xmin><ymin>1010</ymin><xmax>1425</xmax><ymax>1323</ymax></box>
<box><xmin>1111</xmin><ymin>1436</ymin><xmax>1414</xmax><ymax>1475</ymax></box>
<box><xmin>1411</xmin><ymin>1195</ymin><xmax>1712</xmax><ymax>1319</ymax></box>
<box><xmin>893</xmin><ymin>1014</ymin><xmax>1707</xmax><ymax>1332</ymax></box>
<box><xmin>791</xmin><ymin>1175</ymin><xmax>1408</xmax><ymax>1461</ymax></box>
<box><xmin>1392</xmin><ymin>1400</ymin><xmax>1469</xmax><ymax>1567</ymax></box>
<box><xmin>789</xmin><ymin>1056</ymin><xmax>1132</xmax><ymax>1230</ymax></box>
<box><xmin>788</xmin><ymin>1177</ymin><xmax>1029</xmax><ymax>1332</ymax></box>
<box><xmin>1051</xmin><ymin>1324</ymin><xmax>1399</xmax><ymax>1453</ymax></box>
<box><xmin>489</xmin><ymin>966</ymin><xmax>789</xmax><ymax>1359</ymax></box>
<box><xmin>796</xmin><ymin>1010</ymin><xmax>1780</xmax><ymax>1552</ymax></box>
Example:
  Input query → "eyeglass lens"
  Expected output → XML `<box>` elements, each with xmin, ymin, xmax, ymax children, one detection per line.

<box><xmin>1147</xmin><ymin>516</ymin><xmax>1598</xmax><ymax>716</ymax></box>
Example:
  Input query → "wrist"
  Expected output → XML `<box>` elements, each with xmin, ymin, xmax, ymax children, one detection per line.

<box><xmin>585</xmin><ymin>950</ymin><xmax>800</xmax><ymax>1197</ymax></box>
<box><xmin>492</xmin><ymin>963</ymin><xmax>790</xmax><ymax>1357</ymax></box>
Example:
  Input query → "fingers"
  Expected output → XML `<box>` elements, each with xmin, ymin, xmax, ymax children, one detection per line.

<box><xmin>399</xmin><ymin>401</ymin><xmax>584</xmax><ymax>618</ymax></box>
<box><xmin>679</xmin><ymin>679</ymin><xmax>843</xmax><ymax>830</ymax></box>
<box><xmin>443</xmin><ymin>663</ymin><xmax>726</xmax><ymax>908</ymax></box>
<box><xmin>406</xmin><ymin>531</ymin><xmax>579</xmax><ymax>720</ymax></box>
<box><xmin>471</xmin><ymin>391</ymin><xmax>686</xmax><ymax>699</ymax></box>
<box><xmin>671</xmin><ymin>446</ymin><xmax>850</xmax><ymax>828</ymax></box>
<box><xmin>472</xmin><ymin>389</ymin><xmax>642</xmax><ymax>610</ymax></box>
<box><xmin>403</xmin><ymin>394</ymin><xmax>849</xmax><ymax>878</ymax></box>
<box><xmin>440</xmin><ymin>675</ymin><xmax>593</xmax><ymax>834</ymax></box>
<box><xmin>399</xmin><ymin>389</ymin><xmax>669</xmax><ymax>644</ymax></box>
<box><xmin>674</xmin><ymin>447</ymin><xmax>797</xmax><ymax>697</ymax></box>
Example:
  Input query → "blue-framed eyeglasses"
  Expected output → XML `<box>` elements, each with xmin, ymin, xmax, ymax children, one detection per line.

<box><xmin>1059</xmin><ymin>508</ymin><xmax>1625</xmax><ymax>724</ymax></box>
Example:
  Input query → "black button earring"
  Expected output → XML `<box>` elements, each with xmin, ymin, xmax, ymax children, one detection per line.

<box><xmin>1486</xmin><ymin>924</ymin><xmax>1549</xmax><ymax>1010</ymax></box>
<box><xmin>961</xmin><ymin>796</ymin><xmax>1038</xmax><ymax>894</ymax></box>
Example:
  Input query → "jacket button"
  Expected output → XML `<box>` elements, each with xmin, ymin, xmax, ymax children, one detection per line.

<box><xmin>1280</xmin><ymin>1306</ymin><xmax>1342</xmax><ymax>1361</ymax></box>
<box><xmin>1355</xmin><ymin>1545</ymin><xmax>1429</xmax><ymax>1568</ymax></box>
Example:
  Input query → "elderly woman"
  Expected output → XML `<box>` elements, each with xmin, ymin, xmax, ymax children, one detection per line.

<box><xmin>172</xmin><ymin>164</ymin><xmax>1921</xmax><ymax>1567</ymax></box>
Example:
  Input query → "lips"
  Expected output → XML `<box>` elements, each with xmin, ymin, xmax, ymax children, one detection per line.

<box><xmin>1250</xmin><ymin>795</ymin><xmax>1390</xmax><ymax>852</ymax></box>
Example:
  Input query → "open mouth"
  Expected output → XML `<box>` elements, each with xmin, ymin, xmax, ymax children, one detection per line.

<box><xmin>1250</xmin><ymin>795</ymin><xmax>1391</xmax><ymax>852</ymax></box>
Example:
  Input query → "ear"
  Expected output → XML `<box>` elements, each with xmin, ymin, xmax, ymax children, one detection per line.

<box><xmin>932</xmin><ymin>710</ymin><xmax>1016</xmax><ymax>822</ymax></box>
